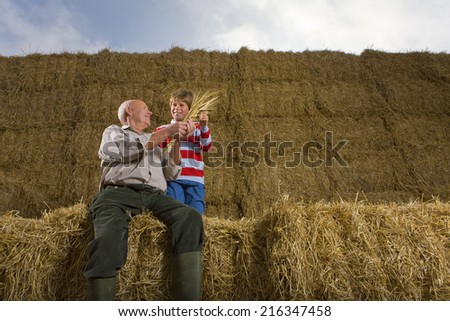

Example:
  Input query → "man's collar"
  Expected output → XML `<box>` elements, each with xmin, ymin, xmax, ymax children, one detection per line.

<box><xmin>122</xmin><ymin>125</ymin><xmax>143</xmax><ymax>134</ymax></box>
<box><xmin>122</xmin><ymin>124</ymin><xmax>137</xmax><ymax>132</ymax></box>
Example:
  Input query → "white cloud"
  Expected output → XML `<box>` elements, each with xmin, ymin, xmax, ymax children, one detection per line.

<box><xmin>213</xmin><ymin>23</ymin><xmax>270</xmax><ymax>51</ymax></box>
<box><xmin>183</xmin><ymin>0</ymin><xmax>450</xmax><ymax>53</ymax></box>
<box><xmin>0</xmin><ymin>0</ymin><xmax>448</xmax><ymax>56</ymax></box>
<box><xmin>0</xmin><ymin>0</ymin><xmax>106</xmax><ymax>55</ymax></box>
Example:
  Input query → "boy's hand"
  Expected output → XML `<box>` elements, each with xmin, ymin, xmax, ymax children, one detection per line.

<box><xmin>199</xmin><ymin>111</ymin><xmax>209</xmax><ymax>127</ymax></box>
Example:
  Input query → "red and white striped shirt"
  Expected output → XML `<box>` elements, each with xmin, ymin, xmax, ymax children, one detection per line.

<box><xmin>154</xmin><ymin>122</ymin><xmax>212</xmax><ymax>184</ymax></box>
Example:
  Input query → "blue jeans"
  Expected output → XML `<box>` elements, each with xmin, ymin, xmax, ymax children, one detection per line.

<box><xmin>167</xmin><ymin>180</ymin><xmax>205</xmax><ymax>215</ymax></box>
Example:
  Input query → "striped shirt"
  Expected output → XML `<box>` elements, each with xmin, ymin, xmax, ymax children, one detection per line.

<box><xmin>155</xmin><ymin>122</ymin><xmax>212</xmax><ymax>184</ymax></box>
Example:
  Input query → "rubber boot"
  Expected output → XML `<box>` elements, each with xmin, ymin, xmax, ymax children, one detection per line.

<box><xmin>87</xmin><ymin>277</ymin><xmax>117</xmax><ymax>301</ymax></box>
<box><xmin>172</xmin><ymin>251</ymin><xmax>202</xmax><ymax>300</ymax></box>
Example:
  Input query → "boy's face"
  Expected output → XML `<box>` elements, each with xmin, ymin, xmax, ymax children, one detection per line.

<box><xmin>171</xmin><ymin>99</ymin><xmax>189</xmax><ymax>121</ymax></box>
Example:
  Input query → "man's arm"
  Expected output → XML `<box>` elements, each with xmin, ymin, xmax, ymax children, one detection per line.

<box><xmin>146</xmin><ymin>122</ymin><xmax>189</xmax><ymax>150</ymax></box>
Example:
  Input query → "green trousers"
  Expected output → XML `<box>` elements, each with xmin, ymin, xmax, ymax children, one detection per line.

<box><xmin>83</xmin><ymin>185</ymin><xmax>204</xmax><ymax>279</ymax></box>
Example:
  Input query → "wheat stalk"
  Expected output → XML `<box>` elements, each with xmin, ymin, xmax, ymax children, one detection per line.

<box><xmin>185</xmin><ymin>90</ymin><xmax>220</xmax><ymax>121</ymax></box>
<box><xmin>163</xmin><ymin>90</ymin><xmax>220</xmax><ymax>154</ymax></box>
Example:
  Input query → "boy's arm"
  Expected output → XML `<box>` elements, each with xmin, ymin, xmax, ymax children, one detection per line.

<box><xmin>199</xmin><ymin>125</ymin><xmax>212</xmax><ymax>152</ymax></box>
<box><xmin>198</xmin><ymin>111</ymin><xmax>212</xmax><ymax>152</ymax></box>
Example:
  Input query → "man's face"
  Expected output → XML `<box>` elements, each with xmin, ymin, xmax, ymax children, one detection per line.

<box><xmin>171</xmin><ymin>100</ymin><xmax>189</xmax><ymax>122</ymax></box>
<box><xmin>129</xmin><ymin>101</ymin><xmax>152</xmax><ymax>128</ymax></box>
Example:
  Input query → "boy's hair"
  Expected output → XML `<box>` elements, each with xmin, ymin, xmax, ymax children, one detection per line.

<box><xmin>170</xmin><ymin>88</ymin><xmax>194</xmax><ymax>109</ymax></box>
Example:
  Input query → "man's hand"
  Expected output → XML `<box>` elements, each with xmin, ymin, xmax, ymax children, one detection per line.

<box><xmin>169</xmin><ymin>120</ymin><xmax>196</xmax><ymax>140</ymax></box>
<box><xmin>199</xmin><ymin>111</ymin><xmax>209</xmax><ymax>127</ymax></box>
<box><xmin>166</xmin><ymin>121</ymin><xmax>189</xmax><ymax>138</ymax></box>
<box><xmin>147</xmin><ymin>121</ymin><xmax>188</xmax><ymax>150</ymax></box>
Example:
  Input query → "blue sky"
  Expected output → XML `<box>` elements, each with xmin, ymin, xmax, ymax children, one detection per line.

<box><xmin>0</xmin><ymin>0</ymin><xmax>448</xmax><ymax>56</ymax></box>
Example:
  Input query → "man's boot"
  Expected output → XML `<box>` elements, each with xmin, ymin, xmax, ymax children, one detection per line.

<box><xmin>87</xmin><ymin>277</ymin><xmax>117</xmax><ymax>301</ymax></box>
<box><xmin>172</xmin><ymin>251</ymin><xmax>202</xmax><ymax>300</ymax></box>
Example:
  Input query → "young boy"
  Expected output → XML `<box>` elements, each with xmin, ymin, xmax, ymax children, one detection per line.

<box><xmin>155</xmin><ymin>88</ymin><xmax>212</xmax><ymax>215</ymax></box>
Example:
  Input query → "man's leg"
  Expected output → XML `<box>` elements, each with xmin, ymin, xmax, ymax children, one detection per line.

<box><xmin>84</xmin><ymin>186</ymin><xmax>140</xmax><ymax>300</ymax></box>
<box><xmin>144</xmin><ymin>189</ymin><xmax>204</xmax><ymax>300</ymax></box>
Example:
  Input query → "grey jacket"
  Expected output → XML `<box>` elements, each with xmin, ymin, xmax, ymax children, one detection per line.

<box><xmin>98</xmin><ymin>125</ymin><xmax>181</xmax><ymax>192</ymax></box>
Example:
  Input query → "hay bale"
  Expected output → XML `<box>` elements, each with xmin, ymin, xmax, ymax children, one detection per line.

<box><xmin>2</xmin><ymin>198</ymin><xmax>448</xmax><ymax>300</ymax></box>
<box><xmin>263</xmin><ymin>197</ymin><xmax>450</xmax><ymax>300</ymax></box>
<box><xmin>0</xmin><ymin>204</ymin><xmax>264</xmax><ymax>300</ymax></box>
<box><xmin>263</xmin><ymin>197</ymin><xmax>355</xmax><ymax>300</ymax></box>
<box><xmin>202</xmin><ymin>216</ymin><xmax>265</xmax><ymax>300</ymax></box>
<box><xmin>115</xmin><ymin>215</ymin><xmax>171</xmax><ymax>301</ymax></box>
<box><xmin>0</xmin><ymin>203</ymin><xmax>89</xmax><ymax>300</ymax></box>
<box><xmin>236</xmin><ymin>47</ymin><xmax>310</xmax><ymax>82</ymax></box>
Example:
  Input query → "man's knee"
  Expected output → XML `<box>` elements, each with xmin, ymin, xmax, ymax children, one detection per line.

<box><xmin>172</xmin><ymin>207</ymin><xmax>204</xmax><ymax>254</ymax></box>
<box><xmin>84</xmin><ymin>233</ymin><xmax>128</xmax><ymax>278</ymax></box>
<box><xmin>184</xmin><ymin>207</ymin><xmax>203</xmax><ymax>232</ymax></box>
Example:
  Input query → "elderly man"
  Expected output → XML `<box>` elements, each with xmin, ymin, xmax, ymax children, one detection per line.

<box><xmin>83</xmin><ymin>99</ymin><xmax>203</xmax><ymax>301</ymax></box>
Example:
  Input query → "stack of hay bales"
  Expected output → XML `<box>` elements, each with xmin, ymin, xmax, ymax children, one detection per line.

<box><xmin>1</xmin><ymin>198</ymin><xmax>448</xmax><ymax>300</ymax></box>
<box><xmin>229</xmin><ymin>49</ymin><xmax>450</xmax><ymax>216</ymax></box>
<box><xmin>1</xmin><ymin>48</ymin><xmax>449</xmax><ymax>300</ymax></box>
<box><xmin>1</xmin><ymin>48</ymin><xmax>449</xmax><ymax>218</ymax></box>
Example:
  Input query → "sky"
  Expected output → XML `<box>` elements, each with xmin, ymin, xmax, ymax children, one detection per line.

<box><xmin>0</xmin><ymin>0</ymin><xmax>449</xmax><ymax>56</ymax></box>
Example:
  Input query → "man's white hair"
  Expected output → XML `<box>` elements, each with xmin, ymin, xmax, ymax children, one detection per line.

<box><xmin>118</xmin><ymin>100</ymin><xmax>134</xmax><ymax>125</ymax></box>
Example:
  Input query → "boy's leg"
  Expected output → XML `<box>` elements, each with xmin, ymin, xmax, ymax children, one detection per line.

<box><xmin>184</xmin><ymin>181</ymin><xmax>205</xmax><ymax>215</ymax></box>
<box><xmin>166</xmin><ymin>180</ymin><xmax>185</xmax><ymax>203</ymax></box>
